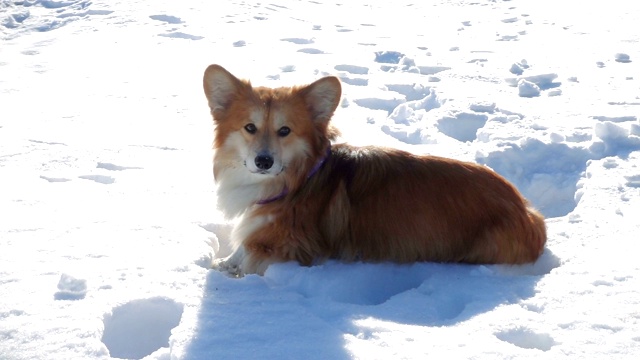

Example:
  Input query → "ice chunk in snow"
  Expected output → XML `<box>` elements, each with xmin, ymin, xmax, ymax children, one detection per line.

<box><xmin>518</xmin><ymin>79</ymin><xmax>540</xmax><ymax>97</ymax></box>
<box><xmin>54</xmin><ymin>274</ymin><xmax>87</xmax><ymax>301</ymax></box>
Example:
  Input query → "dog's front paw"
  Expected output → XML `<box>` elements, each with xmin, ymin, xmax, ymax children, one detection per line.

<box><xmin>211</xmin><ymin>258</ymin><xmax>243</xmax><ymax>278</ymax></box>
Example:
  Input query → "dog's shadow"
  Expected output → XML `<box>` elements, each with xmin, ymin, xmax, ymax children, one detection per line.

<box><xmin>184</xmin><ymin>227</ymin><xmax>560</xmax><ymax>359</ymax></box>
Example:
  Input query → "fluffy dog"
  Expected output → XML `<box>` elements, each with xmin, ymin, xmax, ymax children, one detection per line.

<box><xmin>203</xmin><ymin>64</ymin><xmax>546</xmax><ymax>276</ymax></box>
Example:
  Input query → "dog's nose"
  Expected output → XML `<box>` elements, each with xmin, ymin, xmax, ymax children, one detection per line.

<box><xmin>255</xmin><ymin>155</ymin><xmax>274</xmax><ymax>170</ymax></box>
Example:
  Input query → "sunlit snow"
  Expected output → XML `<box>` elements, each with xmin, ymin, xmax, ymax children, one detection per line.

<box><xmin>1</xmin><ymin>0</ymin><xmax>639</xmax><ymax>359</ymax></box>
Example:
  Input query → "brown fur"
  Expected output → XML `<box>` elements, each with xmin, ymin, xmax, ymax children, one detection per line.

<box><xmin>203</xmin><ymin>64</ymin><xmax>547</xmax><ymax>276</ymax></box>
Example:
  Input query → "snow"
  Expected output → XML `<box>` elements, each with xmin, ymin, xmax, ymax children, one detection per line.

<box><xmin>615</xmin><ymin>53</ymin><xmax>631</xmax><ymax>63</ymax></box>
<box><xmin>102</xmin><ymin>297</ymin><xmax>184</xmax><ymax>360</ymax></box>
<box><xmin>1</xmin><ymin>0</ymin><xmax>640</xmax><ymax>359</ymax></box>
<box><xmin>54</xmin><ymin>273</ymin><xmax>88</xmax><ymax>301</ymax></box>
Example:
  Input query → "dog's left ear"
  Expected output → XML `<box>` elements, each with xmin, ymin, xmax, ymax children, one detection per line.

<box><xmin>300</xmin><ymin>76</ymin><xmax>342</xmax><ymax>123</ymax></box>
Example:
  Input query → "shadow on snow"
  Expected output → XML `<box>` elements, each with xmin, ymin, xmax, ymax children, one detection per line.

<box><xmin>182</xmin><ymin>248</ymin><xmax>559</xmax><ymax>359</ymax></box>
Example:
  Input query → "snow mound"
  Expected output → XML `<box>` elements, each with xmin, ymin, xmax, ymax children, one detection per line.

<box><xmin>591</xmin><ymin>121</ymin><xmax>640</xmax><ymax>157</ymax></box>
<box><xmin>518</xmin><ymin>79</ymin><xmax>541</xmax><ymax>98</ymax></box>
<box><xmin>493</xmin><ymin>248</ymin><xmax>561</xmax><ymax>276</ymax></box>
<box><xmin>380</xmin><ymin>89</ymin><xmax>443</xmax><ymax>144</ymax></box>
<box><xmin>506</xmin><ymin>71</ymin><xmax>561</xmax><ymax>97</ymax></box>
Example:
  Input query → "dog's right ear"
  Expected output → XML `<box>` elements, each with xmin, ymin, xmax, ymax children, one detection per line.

<box><xmin>203</xmin><ymin>65</ymin><xmax>247</xmax><ymax>118</ymax></box>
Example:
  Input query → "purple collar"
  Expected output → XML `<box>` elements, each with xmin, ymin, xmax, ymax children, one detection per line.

<box><xmin>255</xmin><ymin>187</ymin><xmax>289</xmax><ymax>205</ymax></box>
<box><xmin>256</xmin><ymin>146</ymin><xmax>331</xmax><ymax>205</ymax></box>
<box><xmin>306</xmin><ymin>146</ymin><xmax>332</xmax><ymax>180</ymax></box>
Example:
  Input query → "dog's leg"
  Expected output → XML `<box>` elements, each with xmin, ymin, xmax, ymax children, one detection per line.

<box><xmin>211</xmin><ymin>212</ymin><xmax>272</xmax><ymax>276</ymax></box>
<box><xmin>211</xmin><ymin>245</ymin><xmax>246</xmax><ymax>277</ymax></box>
<box><xmin>211</xmin><ymin>243</ymin><xmax>277</xmax><ymax>276</ymax></box>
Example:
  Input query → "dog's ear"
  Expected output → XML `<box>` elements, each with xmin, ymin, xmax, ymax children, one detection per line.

<box><xmin>203</xmin><ymin>65</ymin><xmax>248</xmax><ymax>117</ymax></box>
<box><xmin>300</xmin><ymin>76</ymin><xmax>342</xmax><ymax>123</ymax></box>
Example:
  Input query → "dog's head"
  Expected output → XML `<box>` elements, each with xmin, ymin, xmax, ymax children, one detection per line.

<box><xmin>203</xmin><ymin>65</ymin><xmax>341</xmax><ymax>182</ymax></box>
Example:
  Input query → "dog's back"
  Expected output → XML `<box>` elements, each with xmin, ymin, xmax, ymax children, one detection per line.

<box><xmin>249</xmin><ymin>144</ymin><xmax>546</xmax><ymax>268</ymax></box>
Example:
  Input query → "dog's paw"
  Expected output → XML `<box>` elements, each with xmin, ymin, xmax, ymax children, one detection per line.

<box><xmin>211</xmin><ymin>258</ymin><xmax>243</xmax><ymax>278</ymax></box>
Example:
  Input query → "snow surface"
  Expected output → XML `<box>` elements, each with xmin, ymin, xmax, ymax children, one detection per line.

<box><xmin>1</xmin><ymin>0</ymin><xmax>640</xmax><ymax>359</ymax></box>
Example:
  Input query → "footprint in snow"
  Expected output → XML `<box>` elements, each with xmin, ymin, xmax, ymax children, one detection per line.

<box><xmin>476</xmin><ymin>138</ymin><xmax>592</xmax><ymax>218</ymax></box>
<box><xmin>28</xmin><ymin>139</ymin><xmax>66</xmax><ymax>146</ymax></box>
<box><xmin>374</xmin><ymin>51</ymin><xmax>405</xmax><ymax>64</ymax></box>
<box><xmin>78</xmin><ymin>174</ymin><xmax>115</xmax><ymax>184</ymax></box>
<box><xmin>158</xmin><ymin>32</ymin><xmax>203</xmax><ymax>40</ymax></box>
<box><xmin>2</xmin><ymin>0</ymin><xmax>112</xmax><ymax>38</ymax></box>
<box><xmin>149</xmin><ymin>14</ymin><xmax>184</xmax><ymax>24</ymax></box>
<box><xmin>280</xmin><ymin>65</ymin><xmax>296</xmax><ymax>73</ymax></box>
<box><xmin>497</xmin><ymin>33</ymin><xmax>520</xmax><ymax>41</ymax></box>
<box><xmin>417</xmin><ymin>65</ymin><xmax>451</xmax><ymax>75</ymax></box>
<box><xmin>436</xmin><ymin>112</ymin><xmax>489</xmax><ymax>143</ymax></box>
<box><xmin>591</xmin><ymin>115</ymin><xmax>637</xmax><ymax>123</ymax></box>
<box><xmin>265</xmin><ymin>262</ymin><xmax>428</xmax><ymax>306</ymax></box>
<box><xmin>495</xmin><ymin>327</ymin><xmax>557</xmax><ymax>351</ymax></box>
<box><xmin>77</xmin><ymin>162</ymin><xmax>141</xmax><ymax>184</ymax></box>
<box><xmin>334</xmin><ymin>65</ymin><xmax>369</xmax><ymax>86</ymax></box>
<box><xmin>624</xmin><ymin>174</ymin><xmax>640</xmax><ymax>188</ymax></box>
<box><xmin>281</xmin><ymin>38</ymin><xmax>314</xmax><ymax>45</ymax></box>
<box><xmin>102</xmin><ymin>297</ymin><xmax>184</xmax><ymax>360</ymax></box>
<box><xmin>353</xmin><ymin>96</ymin><xmax>405</xmax><ymax>113</ymax></box>
<box><xmin>150</xmin><ymin>14</ymin><xmax>202</xmax><ymax>40</ymax></box>
<box><xmin>334</xmin><ymin>64</ymin><xmax>369</xmax><ymax>75</ymax></box>
<box><xmin>40</xmin><ymin>176</ymin><xmax>71</xmax><ymax>183</ymax></box>
<box><xmin>297</xmin><ymin>48</ymin><xmax>326</xmax><ymax>54</ymax></box>
<box><xmin>97</xmin><ymin>162</ymin><xmax>142</xmax><ymax>171</ymax></box>
<box><xmin>334</xmin><ymin>24</ymin><xmax>353</xmax><ymax>32</ymax></box>
<box><xmin>615</xmin><ymin>53</ymin><xmax>631</xmax><ymax>63</ymax></box>
<box><xmin>339</xmin><ymin>76</ymin><xmax>368</xmax><ymax>86</ymax></box>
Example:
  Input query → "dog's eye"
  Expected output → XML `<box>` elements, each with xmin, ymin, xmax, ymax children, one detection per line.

<box><xmin>277</xmin><ymin>126</ymin><xmax>291</xmax><ymax>137</ymax></box>
<box><xmin>244</xmin><ymin>123</ymin><xmax>257</xmax><ymax>134</ymax></box>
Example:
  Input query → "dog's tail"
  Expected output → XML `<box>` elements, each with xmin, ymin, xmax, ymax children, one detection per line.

<box><xmin>525</xmin><ymin>205</ymin><xmax>547</xmax><ymax>259</ymax></box>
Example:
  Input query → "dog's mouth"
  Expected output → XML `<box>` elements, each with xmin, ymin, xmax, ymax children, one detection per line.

<box><xmin>244</xmin><ymin>162</ymin><xmax>284</xmax><ymax>176</ymax></box>
<box><xmin>251</xmin><ymin>167</ymin><xmax>284</xmax><ymax>176</ymax></box>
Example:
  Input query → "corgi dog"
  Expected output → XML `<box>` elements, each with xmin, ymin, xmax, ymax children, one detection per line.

<box><xmin>203</xmin><ymin>64</ymin><xmax>547</xmax><ymax>276</ymax></box>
